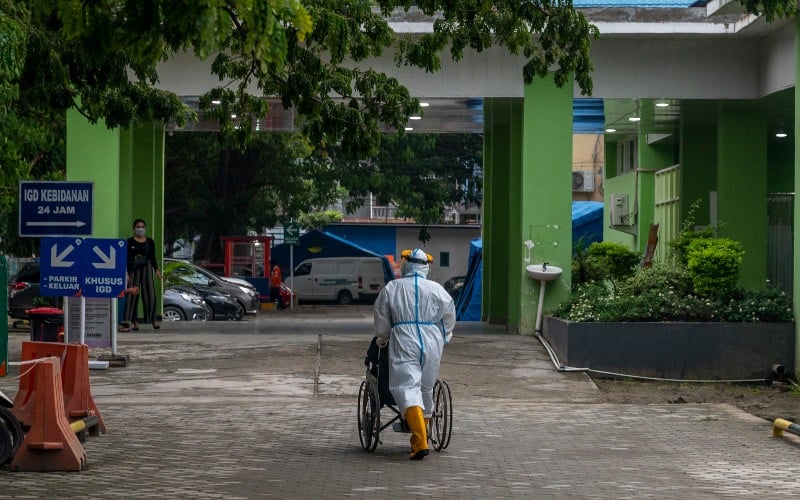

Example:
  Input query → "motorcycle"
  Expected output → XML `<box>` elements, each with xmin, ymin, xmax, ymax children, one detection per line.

<box><xmin>0</xmin><ymin>389</ymin><xmax>23</xmax><ymax>465</ymax></box>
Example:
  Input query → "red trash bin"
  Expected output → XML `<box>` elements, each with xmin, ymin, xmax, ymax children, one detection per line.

<box><xmin>27</xmin><ymin>307</ymin><xmax>64</xmax><ymax>342</ymax></box>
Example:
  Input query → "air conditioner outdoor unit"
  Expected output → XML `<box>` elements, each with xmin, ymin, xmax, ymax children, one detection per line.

<box><xmin>572</xmin><ymin>171</ymin><xmax>595</xmax><ymax>192</ymax></box>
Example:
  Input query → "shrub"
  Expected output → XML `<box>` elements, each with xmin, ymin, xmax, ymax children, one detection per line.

<box><xmin>686</xmin><ymin>238</ymin><xmax>743</xmax><ymax>299</ymax></box>
<box><xmin>583</xmin><ymin>242</ymin><xmax>640</xmax><ymax>283</ymax></box>
<box><xmin>554</xmin><ymin>260</ymin><xmax>792</xmax><ymax>323</ymax></box>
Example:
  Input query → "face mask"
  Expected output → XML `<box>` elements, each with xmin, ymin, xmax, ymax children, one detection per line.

<box><xmin>135</xmin><ymin>228</ymin><xmax>146</xmax><ymax>237</ymax></box>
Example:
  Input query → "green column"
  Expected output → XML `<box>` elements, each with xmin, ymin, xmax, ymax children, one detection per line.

<box><xmin>519</xmin><ymin>74</ymin><xmax>573</xmax><ymax>334</ymax></box>
<box><xmin>483</xmin><ymin>98</ymin><xmax>522</xmax><ymax>326</ymax></box>
<box><xmin>66</xmin><ymin>112</ymin><xmax>165</xmax><ymax>311</ymax></box>
<box><xmin>717</xmin><ymin>103</ymin><xmax>768</xmax><ymax>290</ymax></box>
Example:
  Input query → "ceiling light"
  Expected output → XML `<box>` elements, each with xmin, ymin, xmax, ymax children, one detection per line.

<box><xmin>211</xmin><ymin>99</ymin><xmax>221</xmax><ymax>105</ymax></box>
<box><xmin>231</xmin><ymin>114</ymin><xmax>237</xmax><ymax>119</ymax></box>
<box><xmin>419</xmin><ymin>102</ymin><xmax>430</xmax><ymax>107</ymax></box>
<box><xmin>605</xmin><ymin>128</ymin><xmax>617</xmax><ymax>133</ymax></box>
<box><xmin>404</xmin><ymin>127</ymin><xmax>413</xmax><ymax>131</ymax></box>
<box><xmin>410</xmin><ymin>116</ymin><xmax>422</xmax><ymax>120</ymax></box>
<box><xmin>655</xmin><ymin>101</ymin><xmax>669</xmax><ymax>108</ymax></box>
<box><xmin>629</xmin><ymin>116</ymin><xmax>640</xmax><ymax>122</ymax></box>
<box><xmin>776</xmin><ymin>131</ymin><xmax>788</xmax><ymax>138</ymax></box>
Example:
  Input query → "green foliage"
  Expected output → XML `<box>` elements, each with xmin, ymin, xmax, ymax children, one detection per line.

<box><xmin>554</xmin><ymin>259</ymin><xmax>792</xmax><ymax>323</ymax></box>
<box><xmin>686</xmin><ymin>238</ymin><xmax>743</xmax><ymax>300</ymax></box>
<box><xmin>339</xmin><ymin>133</ymin><xmax>483</xmax><ymax>225</ymax></box>
<box><xmin>668</xmin><ymin>200</ymin><xmax>717</xmax><ymax>265</ymax></box>
<box><xmin>298</xmin><ymin>211</ymin><xmax>344</xmax><ymax>230</ymax></box>
<box><xmin>583</xmin><ymin>242</ymin><xmax>640</xmax><ymax>283</ymax></box>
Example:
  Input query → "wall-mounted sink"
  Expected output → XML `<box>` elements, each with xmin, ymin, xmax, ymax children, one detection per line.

<box><xmin>526</xmin><ymin>264</ymin><xmax>563</xmax><ymax>282</ymax></box>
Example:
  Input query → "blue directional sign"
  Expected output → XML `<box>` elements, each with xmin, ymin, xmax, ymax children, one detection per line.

<box><xmin>40</xmin><ymin>237</ymin><xmax>84</xmax><ymax>297</ymax></box>
<box><xmin>19</xmin><ymin>181</ymin><xmax>93</xmax><ymax>237</ymax></box>
<box><xmin>40</xmin><ymin>237</ymin><xmax>127</xmax><ymax>298</ymax></box>
<box><xmin>81</xmin><ymin>238</ymin><xmax>127</xmax><ymax>298</ymax></box>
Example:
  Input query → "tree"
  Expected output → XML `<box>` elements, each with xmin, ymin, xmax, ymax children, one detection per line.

<box><xmin>164</xmin><ymin>131</ymin><xmax>344</xmax><ymax>262</ymax></box>
<box><xmin>339</xmin><ymin>133</ymin><xmax>483</xmax><ymax>233</ymax></box>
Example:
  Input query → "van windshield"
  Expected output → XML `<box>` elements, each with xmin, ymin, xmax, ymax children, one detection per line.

<box><xmin>295</xmin><ymin>263</ymin><xmax>311</xmax><ymax>276</ymax></box>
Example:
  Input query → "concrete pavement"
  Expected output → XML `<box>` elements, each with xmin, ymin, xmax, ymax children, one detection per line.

<box><xmin>2</xmin><ymin>306</ymin><xmax>800</xmax><ymax>498</ymax></box>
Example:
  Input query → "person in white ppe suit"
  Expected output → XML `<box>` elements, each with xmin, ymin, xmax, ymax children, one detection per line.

<box><xmin>374</xmin><ymin>248</ymin><xmax>456</xmax><ymax>460</ymax></box>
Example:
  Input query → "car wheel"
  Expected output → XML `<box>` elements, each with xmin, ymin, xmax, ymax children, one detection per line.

<box><xmin>204</xmin><ymin>303</ymin><xmax>214</xmax><ymax>321</ymax></box>
<box><xmin>162</xmin><ymin>306</ymin><xmax>185</xmax><ymax>321</ymax></box>
<box><xmin>233</xmin><ymin>301</ymin><xmax>246</xmax><ymax>321</ymax></box>
<box><xmin>337</xmin><ymin>290</ymin><xmax>353</xmax><ymax>306</ymax></box>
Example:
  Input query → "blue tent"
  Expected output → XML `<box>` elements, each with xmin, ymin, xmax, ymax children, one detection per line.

<box><xmin>572</xmin><ymin>201</ymin><xmax>604</xmax><ymax>249</ymax></box>
<box><xmin>455</xmin><ymin>239</ymin><xmax>483</xmax><ymax>321</ymax></box>
<box><xmin>271</xmin><ymin>230</ymin><xmax>394</xmax><ymax>283</ymax></box>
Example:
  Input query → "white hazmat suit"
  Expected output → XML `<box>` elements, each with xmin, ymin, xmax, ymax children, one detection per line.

<box><xmin>374</xmin><ymin>248</ymin><xmax>456</xmax><ymax>459</ymax></box>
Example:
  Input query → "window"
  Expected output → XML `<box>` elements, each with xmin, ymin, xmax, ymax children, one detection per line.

<box><xmin>295</xmin><ymin>263</ymin><xmax>312</xmax><ymax>276</ymax></box>
<box><xmin>617</xmin><ymin>136</ymin><xmax>638</xmax><ymax>174</ymax></box>
<box><xmin>439</xmin><ymin>252</ymin><xmax>450</xmax><ymax>267</ymax></box>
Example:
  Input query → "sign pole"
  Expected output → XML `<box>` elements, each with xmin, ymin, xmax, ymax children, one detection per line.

<box><xmin>290</xmin><ymin>245</ymin><xmax>294</xmax><ymax>310</ymax></box>
<box><xmin>80</xmin><ymin>295</ymin><xmax>86</xmax><ymax>345</ymax></box>
<box><xmin>111</xmin><ymin>299</ymin><xmax>118</xmax><ymax>356</ymax></box>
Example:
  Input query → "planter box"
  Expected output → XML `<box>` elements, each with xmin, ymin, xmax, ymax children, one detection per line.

<box><xmin>542</xmin><ymin>316</ymin><xmax>796</xmax><ymax>380</ymax></box>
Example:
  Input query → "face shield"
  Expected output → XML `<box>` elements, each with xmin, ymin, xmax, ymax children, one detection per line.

<box><xmin>402</xmin><ymin>248</ymin><xmax>430</xmax><ymax>278</ymax></box>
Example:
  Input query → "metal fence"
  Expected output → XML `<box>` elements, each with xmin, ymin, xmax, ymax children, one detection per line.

<box><xmin>767</xmin><ymin>192</ymin><xmax>794</xmax><ymax>300</ymax></box>
<box><xmin>653</xmin><ymin>165</ymin><xmax>681</xmax><ymax>263</ymax></box>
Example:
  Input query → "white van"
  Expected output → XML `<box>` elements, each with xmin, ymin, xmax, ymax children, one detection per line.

<box><xmin>287</xmin><ymin>256</ymin><xmax>389</xmax><ymax>305</ymax></box>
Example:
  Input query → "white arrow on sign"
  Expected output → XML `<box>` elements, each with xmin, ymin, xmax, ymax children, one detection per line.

<box><xmin>92</xmin><ymin>245</ymin><xmax>116</xmax><ymax>269</ymax></box>
<box><xmin>27</xmin><ymin>220</ymin><xmax>87</xmax><ymax>227</ymax></box>
<box><xmin>50</xmin><ymin>243</ymin><xmax>76</xmax><ymax>268</ymax></box>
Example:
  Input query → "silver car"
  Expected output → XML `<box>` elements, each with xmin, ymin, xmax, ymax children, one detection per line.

<box><xmin>163</xmin><ymin>258</ymin><xmax>260</xmax><ymax>320</ymax></box>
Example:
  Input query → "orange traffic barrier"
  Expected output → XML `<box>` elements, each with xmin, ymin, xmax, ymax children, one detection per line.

<box><xmin>10</xmin><ymin>358</ymin><xmax>86</xmax><ymax>471</ymax></box>
<box><xmin>13</xmin><ymin>341</ymin><xmax>105</xmax><ymax>435</ymax></box>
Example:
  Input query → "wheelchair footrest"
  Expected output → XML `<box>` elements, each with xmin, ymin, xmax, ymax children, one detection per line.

<box><xmin>392</xmin><ymin>420</ymin><xmax>411</xmax><ymax>433</ymax></box>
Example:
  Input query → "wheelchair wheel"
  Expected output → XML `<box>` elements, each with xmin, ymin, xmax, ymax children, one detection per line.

<box><xmin>429</xmin><ymin>379</ymin><xmax>452</xmax><ymax>451</ymax></box>
<box><xmin>358</xmin><ymin>380</ymin><xmax>381</xmax><ymax>451</ymax></box>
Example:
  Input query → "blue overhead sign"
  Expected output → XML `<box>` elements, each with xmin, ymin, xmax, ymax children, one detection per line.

<box><xmin>19</xmin><ymin>181</ymin><xmax>93</xmax><ymax>237</ymax></box>
<box><xmin>40</xmin><ymin>237</ymin><xmax>127</xmax><ymax>298</ymax></box>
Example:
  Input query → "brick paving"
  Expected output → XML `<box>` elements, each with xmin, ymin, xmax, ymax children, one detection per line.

<box><xmin>2</xmin><ymin>308</ymin><xmax>799</xmax><ymax>498</ymax></box>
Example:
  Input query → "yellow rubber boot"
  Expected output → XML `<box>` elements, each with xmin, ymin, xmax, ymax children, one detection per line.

<box><xmin>405</xmin><ymin>406</ymin><xmax>430</xmax><ymax>460</ymax></box>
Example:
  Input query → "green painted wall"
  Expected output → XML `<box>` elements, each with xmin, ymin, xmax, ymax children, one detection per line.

<box><xmin>717</xmin><ymin>103</ymin><xmax>768</xmax><ymax>290</ymax></box>
<box><xmin>602</xmin><ymin>172</ymin><xmax>637</xmax><ymax>248</ymax></box>
<box><xmin>483</xmin><ymin>98</ymin><xmax>520</xmax><ymax>325</ymax></box>
<box><xmin>680</xmin><ymin>101</ymin><xmax>718</xmax><ymax>227</ymax></box>
<box><xmin>519</xmin><ymin>74</ymin><xmax>573</xmax><ymax>334</ymax></box>
<box><xmin>769</xmin><ymin>138</ymin><xmax>794</xmax><ymax>193</ymax></box>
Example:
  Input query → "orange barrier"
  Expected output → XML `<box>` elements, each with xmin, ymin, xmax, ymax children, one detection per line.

<box><xmin>13</xmin><ymin>342</ymin><xmax>105</xmax><ymax>435</ymax></box>
<box><xmin>10</xmin><ymin>358</ymin><xmax>86</xmax><ymax>471</ymax></box>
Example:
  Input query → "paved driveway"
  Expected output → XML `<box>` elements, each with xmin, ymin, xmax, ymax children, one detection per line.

<box><xmin>2</xmin><ymin>307</ymin><xmax>799</xmax><ymax>498</ymax></box>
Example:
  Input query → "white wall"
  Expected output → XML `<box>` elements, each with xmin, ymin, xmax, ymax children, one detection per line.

<box><xmin>396</xmin><ymin>226</ymin><xmax>481</xmax><ymax>284</ymax></box>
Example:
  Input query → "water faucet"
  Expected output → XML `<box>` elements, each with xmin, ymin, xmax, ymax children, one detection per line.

<box><xmin>542</xmin><ymin>262</ymin><xmax>548</xmax><ymax>271</ymax></box>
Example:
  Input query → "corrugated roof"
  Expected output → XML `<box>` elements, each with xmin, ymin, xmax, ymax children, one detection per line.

<box><xmin>576</xmin><ymin>0</ymin><xmax>698</xmax><ymax>6</ymax></box>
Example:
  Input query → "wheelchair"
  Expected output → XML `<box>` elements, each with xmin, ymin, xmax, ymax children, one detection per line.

<box><xmin>358</xmin><ymin>337</ymin><xmax>452</xmax><ymax>452</ymax></box>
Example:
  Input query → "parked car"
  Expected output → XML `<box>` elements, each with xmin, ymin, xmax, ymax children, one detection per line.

<box><xmin>175</xmin><ymin>284</ymin><xmax>239</xmax><ymax>321</ymax></box>
<box><xmin>163</xmin><ymin>258</ymin><xmax>259</xmax><ymax>320</ymax></box>
<box><xmin>201</xmin><ymin>262</ymin><xmax>293</xmax><ymax>309</ymax></box>
<box><xmin>162</xmin><ymin>287</ymin><xmax>208</xmax><ymax>322</ymax></box>
<box><xmin>7</xmin><ymin>261</ymin><xmax>61</xmax><ymax>321</ymax></box>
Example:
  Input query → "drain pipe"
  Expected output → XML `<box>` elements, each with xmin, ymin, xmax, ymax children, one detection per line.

<box><xmin>533</xmin><ymin>330</ymin><xmax>774</xmax><ymax>383</ymax></box>
<box><xmin>773</xmin><ymin>418</ymin><xmax>800</xmax><ymax>438</ymax></box>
